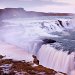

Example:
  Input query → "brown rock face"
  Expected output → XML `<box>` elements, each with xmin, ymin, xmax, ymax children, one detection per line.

<box><xmin>32</xmin><ymin>55</ymin><xmax>39</xmax><ymax>65</ymax></box>
<box><xmin>0</xmin><ymin>55</ymin><xmax>67</xmax><ymax>75</ymax></box>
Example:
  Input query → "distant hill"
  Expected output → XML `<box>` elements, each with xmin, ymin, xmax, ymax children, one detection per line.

<box><xmin>0</xmin><ymin>8</ymin><xmax>74</xmax><ymax>19</ymax></box>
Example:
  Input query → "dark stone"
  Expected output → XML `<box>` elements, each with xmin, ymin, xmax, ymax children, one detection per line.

<box><xmin>0</xmin><ymin>55</ymin><xmax>5</xmax><ymax>59</ymax></box>
<box><xmin>32</xmin><ymin>55</ymin><xmax>39</xmax><ymax>65</ymax></box>
<box><xmin>43</xmin><ymin>39</ymin><xmax>56</xmax><ymax>44</ymax></box>
<box><xmin>58</xmin><ymin>20</ymin><xmax>64</xmax><ymax>27</ymax></box>
<box><xmin>68</xmin><ymin>51</ymin><xmax>72</xmax><ymax>54</ymax></box>
<box><xmin>32</xmin><ymin>55</ymin><xmax>36</xmax><ymax>59</ymax></box>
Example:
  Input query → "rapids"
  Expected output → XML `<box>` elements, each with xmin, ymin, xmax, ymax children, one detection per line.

<box><xmin>37</xmin><ymin>44</ymin><xmax>75</xmax><ymax>75</ymax></box>
<box><xmin>0</xmin><ymin>17</ymin><xmax>75</xmax><ymax>75</ymax></box>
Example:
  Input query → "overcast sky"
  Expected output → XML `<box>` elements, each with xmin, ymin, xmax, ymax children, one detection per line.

<box><xmin>0</xmin><ymin>0</ymin><xmax>75</xmax><ymax>13</ymax></box>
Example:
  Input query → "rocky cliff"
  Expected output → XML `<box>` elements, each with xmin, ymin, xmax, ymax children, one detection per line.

<box><xmin>0</xmin><ymin>8</ymin><xmax>74</xmax><ymax>19</ymax></box>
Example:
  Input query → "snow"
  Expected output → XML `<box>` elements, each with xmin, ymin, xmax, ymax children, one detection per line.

<box><xmin>0</xmin><ymin>41</ymin><xmax>33</xmax><ymax>61</ymax></box>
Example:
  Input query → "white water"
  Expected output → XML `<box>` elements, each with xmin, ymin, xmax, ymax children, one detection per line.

<box><xmin>1</xmin><ymin>19</ymin><xmax>66</xmax><ymax>53</ymax></box>
<box><xmin>0</xmin><ymin>17</ymin><xmax>75</xmax><ymax>74</ymax></box>
<box><xmin>37</xmin><ymin>44</ymin><xmax>75</xmax><ymax>74</ymax></box>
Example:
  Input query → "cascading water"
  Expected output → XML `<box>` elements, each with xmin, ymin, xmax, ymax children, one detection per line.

<box><xmin>37</xmin><ymin>18</ymin><xmax>75</xmax><ymax>75</ymax></box>
<box><xmin>37</xmin><ymin>44</ymin><xmax>75</xmax><ymax>75</ymax></box>
<box><xmin>0</xmin><ymin>17</ymin><xmax>75</xmax><ymax>75</ymax></box>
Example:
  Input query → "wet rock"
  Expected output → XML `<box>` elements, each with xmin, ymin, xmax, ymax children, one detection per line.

<box><xmin>32</xmin><ymin>55</ymin><xmax>39</xmax><ymax>65</ymax></box>
<box><xmin>55</xmin><ymin>72</ymin><xmax>65</xmax><ymax>75</ymax></box>
<box><xmin>27</xmin><ymin>70</ymin><xmax>37</xmax><ymax>74</ymax></box>
<box><xmin>0</xmin><ymin>55</ymin><xmax>4</xmax><ymax>59</ymax></box>
<box><xmin>58</xmin><ymin>20</ymin><xmax>64</xmax><ymax>27</ymax></box>
<box><xmin>0</xmin><ymin>59</ymin><xmax>67</xmax><ymax>75</ymax></box>
<box><xmin>68</xmin><ymin>51</ymin><xmax>72</xmax><ymax>54</ymax></box>
<box><xmin>43</xmin><ymin>39</ymin><xmax>56</xmax><ymax>44</ymax></box>
<box><xmin>55</xmin><ymin>72</ymin><xmax>67</xmax><ymax>75</ymax></box>
<box><xmin>34</xmin><ymin>65</ymin><xmax>56</xmax><ymax>75</ymax></box>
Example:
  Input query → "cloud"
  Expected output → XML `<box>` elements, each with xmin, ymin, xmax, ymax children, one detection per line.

<box><xmin>27</xmin><ymin>4</ymin><xmax>75</xmax><ymax>13</ymax></box>
<box><xmin>53</xmin><ymin>0</ymin><xmax>75</xmax><ymax>5</ymax></box>
<box><xmin>18</xmin><ymin>0</ymin><xmax>32</xmax><ymax>1</ymax></box>
<box><xmin>0</xmin><ymin>0</ymin><xmax>75</xmax><ymax>13</ymax></box>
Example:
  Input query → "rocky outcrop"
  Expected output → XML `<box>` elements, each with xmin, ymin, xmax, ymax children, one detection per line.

<box><xmin>0</xmin><ymin>55</ymin><xmax>67</xmax><ymax>75</ymax></box>
<box><xmin>32</xmin><ymin>55</ymin><xmax>39</xmax><ymax>65</ymax></box>
<box><xmin>43</xmin><ymin>39</ymin><xmax>56</xmax><ymax>44</ymax></box>
<box><xmin>58</xmin><ymin>20</ymin><xmax>64</xmax><ymax>27</ymax></box>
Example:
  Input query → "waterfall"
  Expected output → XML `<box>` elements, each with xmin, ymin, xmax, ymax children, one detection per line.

<box><xmin>0</xmin><ymin>18</ymin><xmax>75</xmax><ymax>75</ymax></box>
<box><xmin>37</xmin><ymin>44</ymin><xmax>75</xmax><ymax>74</ymax></box>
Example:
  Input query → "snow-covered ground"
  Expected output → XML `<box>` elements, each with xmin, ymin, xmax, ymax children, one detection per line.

<box><xmin>0</xmin><ymin>41</ymin><xmax>33</xmax><ymax>61</ymax></box>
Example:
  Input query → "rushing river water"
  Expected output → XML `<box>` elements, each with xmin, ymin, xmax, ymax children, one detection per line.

<box><xmin>50</xmin><ymin>29</ymin><xmax>75</xmax><ymax>54</ymax></box>
<box><xmin>0</xmin><ymin>16</ymin><xmax>75</xmax><ymax>75</ymax></box>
